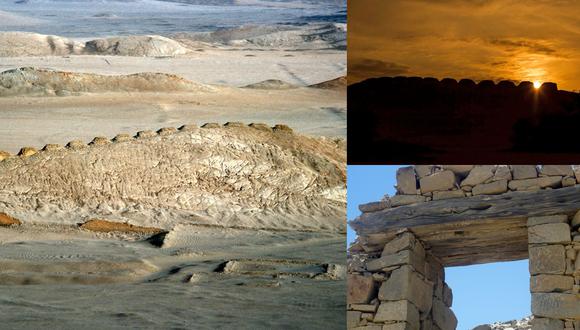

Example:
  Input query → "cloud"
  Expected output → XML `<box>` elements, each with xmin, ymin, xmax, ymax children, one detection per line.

<box><xmin>349</xmin><ymin>0</ymin><xmax>580</xmax><ymax>90</ymax></box>
<box><xmin>349</xmin><ymin>59</ymin><xmax>410</xmax><ymax>83</ymax></box>
<box><xmin>489</xmin><ymin>39</ymin><xmax>558</xmax><ymax>56</ymax></box>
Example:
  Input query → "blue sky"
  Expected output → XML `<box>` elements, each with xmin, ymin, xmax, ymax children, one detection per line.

<box><xmin>347</xmin><ymin>165</ymin><xmax>531</xmax><ymax>329</ymax></box>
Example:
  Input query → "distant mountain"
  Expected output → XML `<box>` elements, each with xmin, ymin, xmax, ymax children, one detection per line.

<box><xmin>472</xmin><ymin>316</ymin><xmax>531</xmax><ymax>330</ymax></box>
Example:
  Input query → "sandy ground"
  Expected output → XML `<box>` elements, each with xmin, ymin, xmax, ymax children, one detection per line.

<box><xmin>0</xmin><ymin>224</ymin><xmax>345</xmax><ymax>329</ymax></box>
<box><xmin>0</xmin><ymin>50</ymin><xmax>346</xmax><ymax>86</ymax></box>
<box><xmin>0</xmin><ymin>87</ymin><xmax>344</xmax><ymax>154</ymax></box>
<box><xmin>0</xmin><ymin>25</ymin><xmax>346</xmax><ymax>329</ymax></box>
<box><xmin>0</xmin><ymin>50</ymin><xmax>345</xmax><ymax>154</ymax></box>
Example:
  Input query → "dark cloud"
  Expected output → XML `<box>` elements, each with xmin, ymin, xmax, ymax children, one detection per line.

<box><xmin>349</xmin><ymin>59</ymin><xmax>410</xmax><ymax>82</ymax></box>
<box><xmin>490</xmin><ymin>39</ymin><xmax>558</xmax><ymax>55</ymax></box>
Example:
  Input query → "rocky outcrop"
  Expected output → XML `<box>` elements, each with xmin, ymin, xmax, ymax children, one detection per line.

<box><xmin>0</xmin><ymin>67</ymin><xmax>214</xmax><ymax>97</ymax></box>
<box><xmin>0</xmin><ymin>32</ymin><xmax>190</xmax><ymax>57</ymax></box>
<box><xmin>0</xmin><ymin>123</ymin><xmax>346</xmax><ymax>232</ymax></box>
<box><xmin>472</xmin><ymin>316</ymin><xmax>532</xmax><ymax>330</ymax></box>
<box><xmin>84</xmin><ymin>35</ymin><xmax>190</xmax><ymax>56</ymax></box>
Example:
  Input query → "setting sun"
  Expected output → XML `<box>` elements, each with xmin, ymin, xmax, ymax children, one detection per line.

<box><xmin>533</xmin><ymin>81</ymin><xmax>542</xmax><ymax>89</ymax></box>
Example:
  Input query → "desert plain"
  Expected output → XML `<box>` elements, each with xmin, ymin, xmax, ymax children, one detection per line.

<box><xmin>0</xmin><ymin>1</ymin><xmax>346</xmax><ymax>328</ymax></box>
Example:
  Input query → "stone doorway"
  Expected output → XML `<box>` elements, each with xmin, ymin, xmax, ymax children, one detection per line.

<box><xmin>348</xmin><ymin>165</ymin><xmax>580</xmax><ymax>330</ymax></box>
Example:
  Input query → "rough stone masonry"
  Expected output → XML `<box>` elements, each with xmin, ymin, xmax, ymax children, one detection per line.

<box><xmin>349</xmin><ymin>165</ymin><xmax>580</xmax><ymax>330</ymax></box>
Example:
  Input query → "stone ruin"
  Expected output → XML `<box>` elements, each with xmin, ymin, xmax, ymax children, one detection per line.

<box><xmin>348</xmin><ymin>76</ymin><xmax>580</xmax><ymax>163</ymax></box>
<box><xmin>348</xmin><ymin>165</ymin><xmax>580</xmax><ymax>330</ymax></box>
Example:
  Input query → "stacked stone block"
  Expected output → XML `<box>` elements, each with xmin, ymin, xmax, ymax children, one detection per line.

<box><xmin>348</xmin><ymin>231</ymin><xmax>457</xmax><ymax>330</ymax></box>
<box><xmin>359</xmin><ymin>165</ymin><xmax>579</xmax><ymax>213</ymax></box>
<box><xmin>529</xmin><ymin>212</ymin><xmax>580</xmax><ymax>328</ymax></box>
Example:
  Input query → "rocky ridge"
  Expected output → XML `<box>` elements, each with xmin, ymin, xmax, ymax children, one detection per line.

<box><xmin>0</xmin><ymin>123</ymin><xmax>346</xmax><ymax>232</ymax></box>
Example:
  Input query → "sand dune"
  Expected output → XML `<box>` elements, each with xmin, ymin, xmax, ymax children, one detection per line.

<box><xmin>84</xmin><ymin>35</ymin><xmax>190</xmax><ymax>56</ymax></box>
<box><xmin>309</xmin><ymin>76</ymin><xmax>346</xmax><ymax>90</ymax></box>
<box><xmin>0</xmin><ymin>67</ymin><xmax>214</xmax><ymax>96</ymax></box>
<box><xmin>0</xmin><ymin>124</ymin><xmax>346</xmax><ymax>232</ymax></box>
<box><xmin>0</xmin><ymin>32</ymin><xmax>190</xmax><ymax>57</ymax></box>
<box><xmin>0</xmin><ymin>32</ymin><xmax>84</xmax><ymax>57</ymax></box>
<box><xmin>0</xmin><ymin>24</ymin><xmax>345</xmax><ymax>58</ymax></box>
<box><xmin>171</xmin><ymin>23</ymin><xmax>346</xmax><ymax>50</ymax></box>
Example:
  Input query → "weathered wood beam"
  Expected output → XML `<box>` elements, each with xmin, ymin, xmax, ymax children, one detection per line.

<box><xmin>350</xmin><ymin>185</ymin><xmax>580</xmax><ymax>236</ymax></box>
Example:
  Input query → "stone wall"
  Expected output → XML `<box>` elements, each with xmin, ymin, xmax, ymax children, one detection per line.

<box><xmin>348</xmin><ymin>231</ymin><xmax>457</xmax><ymax>330</ymax></box>
<box><xmin>351</xmin><ymin>165</ymin><xmax>580</xmax><ymax>329</ymax></box>
<box><xmin>528</xmin><ymin>213</ymin><xmax>580</xmax><ymax>328</ymax></box>
<box><xmin>359</xmin><ymin>165</ymin><xmax>579</xmax><ymax>213</ymax></box>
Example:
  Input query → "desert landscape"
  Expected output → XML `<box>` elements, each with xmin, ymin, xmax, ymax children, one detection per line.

<box><xmin>0</xmin><ymin>1</ymin><xmax>346</xmax><ymax>328</ymax></box>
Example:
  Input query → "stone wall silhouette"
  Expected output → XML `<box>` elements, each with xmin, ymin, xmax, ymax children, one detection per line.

<box><xmin>348</xmin><ymin>76</ymin><xmax>580</xmax><ymax>163</ymax></box>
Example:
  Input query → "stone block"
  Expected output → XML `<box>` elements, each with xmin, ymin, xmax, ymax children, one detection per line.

<box><xmin>460</xmin><ymin>165</ymin><xmax>495</xmax><ymax>187</ymax></box>
<box><xmin>378</xmin><ymin>265</ymin><xmax>434</xmax><ymax>313</ymax></box>
<box><xmin>359</xmin><ymin>200</ymin><xmax>391</xmax><ymax>213</ymax></box>
<box><xmin>441</xmin><ymin>165</ymin><xmax>474</xmax><ymax>176</ymax></box>
<box><xmin>374</xmin><ymin>300</ymin><xmax>420</xmax><ymax>328</ymax></box>
<box><xmin>350</xmin><ymin>304</ymin><xmax>378</xmax><ymax>313</ymax></box>
<box><xmin>432</xmin><ymin>190</ymin><xmax>465</xmax><ymax>200</ymax></box>
<box><xmin>420</xmin><ymin>171</ymin><xmax>457</xmax><ymax>193</ymax></box>
<box><xmin>532</xmin><ymin>293</ymin><xmax>580</xmax><ymax>319</ymax></box>
<box><xmin>472</xmin><ymin>179</ymin><xmax>508</xmax><ymax>195</ymax></box>
<box><xmin>382</xmin><ymin>232</ymin><xmax>425</xmax><ymax>258</ymax></box>
<box><xmin>528</xmin><ymin>215</ymin><xmax>569</xmax><ymax>227</ymax></box>
<box><xmin>531</xmin><ymin>275</ymin><xmax>574</xmax><ymax>293</ymax></box>
<box><xmin>528</xmin><ymin>223</ymin><xmax>571</xmax><ymax>244</ymax></box>
<box><xmin>348</xmin><ymin>274</ymin><xmax>377</xmax><ymax>304</ymax></box>
<box><xmin>442</xmin><ymin>283</ymin><xmax>453</xmax><ymax>307</ymax></box>
<box><xmin>432</xmin><ymin>298</ymin><xmax>458</xmax><ymax>330</ymax></box>
<box><xmin>571</xmin><ymin>210</ymin><xmax>580</xmax><ymax>228</ymax></box>
<box><xmin>396</xmin><ymin>166</ymin><xmax>418</xmax><ymax>195</ymax></box>
<box><xmin>562</xmin><ymin>176</ymin><xmax>576</xmax><ymax>187</ymax></box>
<box><xmin>367</xmin><ymin>250</ymin><xmax>425</xmax><ymax>274</ymax></box>
<box><xmin>348</xmin><ymin>311</ymin><xmax>362</xmax><ymax>329</ymax></box>
<box><xmin>531</xmin><ymin>318</ymin><xmax>564</xmax><ymax>330</ymax></box>
<box><xmin>391</xmin><ymin>195</ymin><xmax>426</xmax><ymax>207</ymax></box>
<box><xmin>425</xmin><ymin>255</ymin><xmax>444</xmax><ymax>282</ymax></box>
<box><xmin>540</xmin><ymin>165</ymin><xmax>574</xmax><ymax>177</ymax></box>
<box><xmin>511</xmin><ymin>165</ymin><xmax>538</xmax><ymax>179</ymax></box>
<box><xmin>508</xmin><ymin>176</ymin><xmax>562</xmax><ymax>191</ymax></box>
<box><xmin>529</xmin><ymin>245</ymin><xmax>566</xmax><ymax>275</ymax></box>
<box><xmin>415</xmin><ymin>165</ymin><xmax>435</xmax><ymax>178</ymax></box>
<box><xmin>492</xmin><ymin>165</ymin><xmax>512</xmax><ymax>181</ymax></box>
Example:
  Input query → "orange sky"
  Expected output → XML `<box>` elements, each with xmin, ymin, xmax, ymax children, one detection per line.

<box><xmin>349</xmin><ymin>0</ymin><xmax>580</xmax><ymax>91</ymax></box>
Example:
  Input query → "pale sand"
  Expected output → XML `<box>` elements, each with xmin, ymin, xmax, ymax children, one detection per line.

<box><xmin>0</xmin><ymin>28</ymin><xmax>346</xmax><ymax>329</ymax></box>
<box><xmin>0</xmin><ymin>50</ymin><xmax>345</xmax><ymax>154</ymax></box>
<box><xmin>0</xmin><ymin>224</ymin><xmax>345</xmax><ymax>329</ymax></box>
<box><xmin>0</xmin><ymin>50</ymin><xmax>345</xmax><ymax>86</ymax></box>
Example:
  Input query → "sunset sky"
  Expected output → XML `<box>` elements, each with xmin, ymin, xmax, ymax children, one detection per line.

<box><xmin>349</xmin><ymin>0</ymin><xmax>580</xmax><ymax>91</ymax></box>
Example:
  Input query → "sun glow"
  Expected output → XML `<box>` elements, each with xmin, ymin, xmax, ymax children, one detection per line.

<box><xmin>533</xmin><ymin>81</ymin><xmax>542</xmax><ymax>89</ymax></box>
